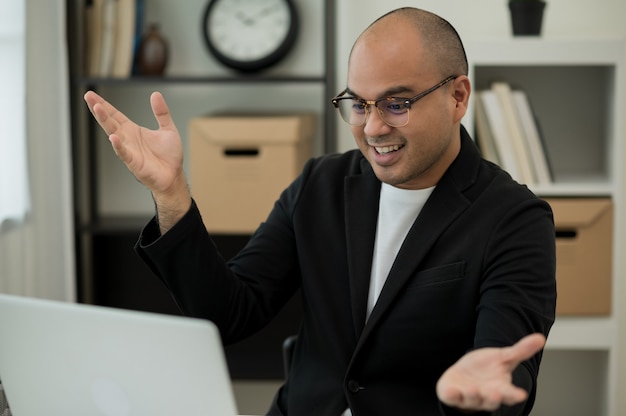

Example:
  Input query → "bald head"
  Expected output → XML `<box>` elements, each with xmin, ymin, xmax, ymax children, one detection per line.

<box><xmin>351</xmin><ymin>7</ymin><xmax>468</xmax><ymax>79</ymax></box>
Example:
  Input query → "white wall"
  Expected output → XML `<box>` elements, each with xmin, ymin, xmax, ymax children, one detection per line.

<box><xmin>334</xmin><ymin>0</ymin><xmax>626</xmax><ymax>151</ymax></box>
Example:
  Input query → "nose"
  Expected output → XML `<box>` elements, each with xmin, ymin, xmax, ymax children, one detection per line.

<box><xmin>363</xmin><ymin>106</ymin><xmax>393</xmax><ymax>137</ymax></box>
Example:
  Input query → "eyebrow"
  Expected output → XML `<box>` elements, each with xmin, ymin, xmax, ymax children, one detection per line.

<box><xmin>345</xmin><ymin>85</ymin><xmax>415</xmax><ymax>100</ymax></box>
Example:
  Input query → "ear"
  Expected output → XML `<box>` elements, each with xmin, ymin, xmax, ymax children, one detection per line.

<box><xmin>451</xmin><ymin>75</ymin><xmax>471</xmax><ymax>123</ymax></box>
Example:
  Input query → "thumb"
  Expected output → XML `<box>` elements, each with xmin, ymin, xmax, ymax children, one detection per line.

<box><xmin>150</xmin><ymin>91</ymin><xmax>175</xmax><ymax>131</ymax></box>
<box><xmin>503</xmin><ymin>333</ymin><xmax>546</xmax><ymax>366</ymax></box>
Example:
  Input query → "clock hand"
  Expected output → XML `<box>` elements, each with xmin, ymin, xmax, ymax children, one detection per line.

<box><xmin>245</xmin><ymin>4</ymin><xmax>281</xmax><ymax>25</ymax></box>
<box><xmin>235</xmin><ymin>11</ymin><xmax>254</xmax><ymax>26</ymax></box>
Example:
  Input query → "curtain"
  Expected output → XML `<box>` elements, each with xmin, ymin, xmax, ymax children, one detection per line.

<box><xmin>0</xmin><ymin>0</ymin><xmax>75</xmax><ymax>301</ymax></box>
<box><xmin>0</xmin><ymin>3</ymin><xmax>29</xmax><ymax>227</ymax></box>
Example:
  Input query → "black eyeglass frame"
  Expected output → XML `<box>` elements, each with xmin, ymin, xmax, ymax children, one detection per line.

<box><xmin>331</xmin><ymin>75</ymin><xmax>458</xmax><ymax>127</ymax></box>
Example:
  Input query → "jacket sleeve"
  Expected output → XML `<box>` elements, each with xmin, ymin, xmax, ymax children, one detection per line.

<box><xmin>436</xmin><ymin>177</ymin><xmax>555</xmax><ymax>416</ymax></box>
<box><xmin>134</xmin><ymin>171</ymin><xmax>306</xmax><ymax>344</ymax></box>
<box><xmin>461</xmin><ymin>195</ymin><xmax>555</xmax><ymax>416</ymax></box>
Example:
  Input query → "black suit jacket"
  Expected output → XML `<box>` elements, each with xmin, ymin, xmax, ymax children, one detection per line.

<box><xmin>137</xmin><ymin>127</ymin><xmax>556</xmax><ymax>416</ymax></box>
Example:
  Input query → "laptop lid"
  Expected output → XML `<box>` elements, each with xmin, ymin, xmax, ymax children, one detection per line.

<box><xmin>0</xmin><ymin>293</ymin><xmax>239</xmax><ymax>416</ymax></box>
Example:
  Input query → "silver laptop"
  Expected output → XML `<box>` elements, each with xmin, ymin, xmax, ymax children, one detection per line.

<box><xmin>0</xmin><ymin>293</ymin><xmax>239</xmax><ymax>416</ymax></box>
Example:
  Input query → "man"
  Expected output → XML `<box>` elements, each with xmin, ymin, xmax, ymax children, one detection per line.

<box><xmin>84</xmin><ymin>7</ymin><xmax>556</xmax><ymax>416</ymax></box>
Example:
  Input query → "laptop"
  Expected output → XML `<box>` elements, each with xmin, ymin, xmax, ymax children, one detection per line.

<box><xmin>0</xmin><ymin>293</ymin><xmax>239</xmax><ymax>415</ymax></box>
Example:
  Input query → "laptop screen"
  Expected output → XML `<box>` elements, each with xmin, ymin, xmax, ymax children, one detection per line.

<box><xmin>0</xmin><ymin>293</ymin><xmax>238</xmax><ymax>415</ymax></box>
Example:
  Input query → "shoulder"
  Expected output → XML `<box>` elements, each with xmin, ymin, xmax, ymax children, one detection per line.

<box><xmin>274</xmin><ymin>149</ymin><xmax>373</xmax><ymax>212</ymax></box>
<box><xmin>448</xmin><ymin>131</ymin><xmax>544</xmax><ymax>209</ymax></box>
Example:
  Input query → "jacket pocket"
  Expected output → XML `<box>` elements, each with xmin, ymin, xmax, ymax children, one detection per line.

<box><xmin>405</xmin><ymin>261</ymin><xmax>466</xmax><ymax>289</ymax></box>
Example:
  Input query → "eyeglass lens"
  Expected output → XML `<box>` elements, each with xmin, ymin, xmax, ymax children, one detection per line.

<box><xmin>336</xmin><ymin>99</ymin><xmax>408</xmax><ymax>127</ymax></box>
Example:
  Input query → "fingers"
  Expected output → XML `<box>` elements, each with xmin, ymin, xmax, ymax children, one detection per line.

<box><xmin>438</xmin><ymin>380</ymin><xmax>529</xmax><ymax>410</ymax></box>
<box><xmin>84</xmin><ymin>90</ymin><xmax>105</xmax><ymax>125</ymax></box>
<box><xmin>83</xmin><ymin>90</ymin><xmax>129</xmax><ymax>137</ymax></box>
<box><xmin>85</xmin><ymin>91</ymin><xmax>173</xmax><ymax>136</ymax></box>
<box><xmin>473</xmin><ymin>383</ymin><xmax>528</xmax><ymax>409</ymax></box>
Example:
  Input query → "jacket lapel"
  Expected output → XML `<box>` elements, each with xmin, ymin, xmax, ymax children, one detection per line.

<box><xmin>354</xmin><ymin>128</ymin><xmax>480</xmax><ymax>347</ymax></box>
<box><xmin>344</xmin><ymin>158</ymin><xmax>380</xmax><ymax>339</ymax></box>
<box><xmin>359</xmin><ymin>185</ymin><xmax>470</xmax><ymax>341</ymax></box>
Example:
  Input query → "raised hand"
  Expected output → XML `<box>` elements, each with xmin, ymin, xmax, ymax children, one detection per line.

<box><xmin>436</xmin><ymin>333</ymin><xmax>546</xmax><ymax>411</ymax></box>
<box><xmin>84</xmin><ymin>91</ymin><xmax>192</xmax><ymax>232</ymax></box>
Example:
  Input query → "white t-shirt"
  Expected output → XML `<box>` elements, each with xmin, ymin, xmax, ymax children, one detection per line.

<box><xmin>366</xmin><ymin>182</ymin><xmax>435</xmax><ymax>320</ymax></box>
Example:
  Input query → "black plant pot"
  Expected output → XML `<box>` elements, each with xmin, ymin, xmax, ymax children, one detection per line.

<box><xmin>508</xmin><ymin>1</ymin><xmax>546</xmax><ymax>36</ymax></box>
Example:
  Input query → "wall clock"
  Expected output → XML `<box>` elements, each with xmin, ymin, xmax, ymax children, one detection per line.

<box><xmin>202</xmin><ymin>0</ymin><xmax>299</xmax><ymax>73</ymax></box>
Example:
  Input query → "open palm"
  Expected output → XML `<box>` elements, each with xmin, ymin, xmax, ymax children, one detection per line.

<box><xmin>84</xmin><ymin>91</ymin><xmax>184</xmax><ymax>196</ymax></box>
<box><xmin>436</xmin><ymin>333</ymin><xmax>546</xmax><ymax>411</ymax></box>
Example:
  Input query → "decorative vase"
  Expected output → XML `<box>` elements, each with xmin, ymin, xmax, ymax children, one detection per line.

<box><xmin>508</xmin><ymin>1</ymin><xmax>546</xmax><ymax>36</ymax></box>
<box><xmin>137</xmin><ymin>24</ymin><xmax>169</xmax><ymax>76</ymax></box>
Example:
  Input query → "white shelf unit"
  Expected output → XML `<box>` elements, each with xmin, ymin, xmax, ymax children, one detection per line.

<box><xmin>465</xmin><ymin>38</ymin><xmax>624</xmax><ymax>416</ymax></box>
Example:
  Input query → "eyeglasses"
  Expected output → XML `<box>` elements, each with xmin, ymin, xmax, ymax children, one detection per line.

<box><xmin>331</xmin><ymin>75</ymin><xmax>458</xmax><ymax>128</ymax></box>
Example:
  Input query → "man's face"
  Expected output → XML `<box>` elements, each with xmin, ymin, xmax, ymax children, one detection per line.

<box><xmin>346</xmin><ymin>21</ymin><xmax>464</xmax><ymax>190</ymax></box>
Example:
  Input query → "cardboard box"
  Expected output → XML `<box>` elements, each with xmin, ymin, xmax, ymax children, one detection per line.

<box><xmin>189</xmin><ymin>114</ymin><xmax>315</xmax><ymax>233</ymax></box>
<box><xmin>546</xmin><ymin>198</ymin><xmax>613</xmax><ymax>315</ymax></box>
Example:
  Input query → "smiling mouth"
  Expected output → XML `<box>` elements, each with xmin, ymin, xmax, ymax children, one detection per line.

<box><xmin>374</xmin><ymin>144</ymin><xmax>404</xmax><ymax>155</ymax></box>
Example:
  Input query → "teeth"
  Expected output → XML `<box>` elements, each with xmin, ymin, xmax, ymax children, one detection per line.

<box><xmin>375</xmin><ymin>145</ymin><xmax>400</xmax><ymax>154</ymax></box>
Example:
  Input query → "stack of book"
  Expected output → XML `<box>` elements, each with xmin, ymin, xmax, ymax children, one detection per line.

<box><xmin>83</xmin><ymin>0</ymin><xmax>144</xmax><ymax>78</ymax></box>
<box><xmin>474</xmin><ymin>81</ymin><xmax>552</xmax><ymax>186</ymax></box>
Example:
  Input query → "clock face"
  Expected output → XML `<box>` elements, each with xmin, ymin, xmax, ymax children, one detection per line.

<box><xmin>203</xmin><ymin>0</ymin><xmax>298</xmax><ymax>72</ymax></box>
